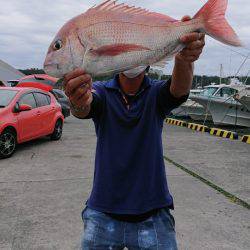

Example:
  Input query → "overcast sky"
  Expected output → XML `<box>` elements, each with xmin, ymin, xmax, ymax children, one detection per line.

<box><xmin>0</xmin><ymin>0</ymin><xmax>249</xmax><ymax>76</ymax></box>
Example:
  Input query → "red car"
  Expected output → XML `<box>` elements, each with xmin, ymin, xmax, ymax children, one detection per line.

<box><xmin>0</xmin><ymin>87</ymin><xmax>64</xmax><ymax>158</ymax></box>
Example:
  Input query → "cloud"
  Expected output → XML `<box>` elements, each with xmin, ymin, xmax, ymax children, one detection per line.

<box><xmin>0</xmin><ymin>0</ymin><xmax>249</xmax><ymax>76</ymax></box>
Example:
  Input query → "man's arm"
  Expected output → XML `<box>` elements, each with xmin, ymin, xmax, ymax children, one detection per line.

<box><xmin>171</xmin><ymin>59</ymin><xmax>194</xmax><ymax>98</ymax></box>
<box><xmin>170</xmin><ymin>16</ymin><xmax>205</xmax><ymax>98</ymax></box>
<box><xmin>71</xmin><ymin>105</ymin><xmax>91</xmax><ymax>119</ymax></box>
<box><xmin>156</xmin><ymin>17</ymin><xmax>205</xmax><ymax>116</ymax></box>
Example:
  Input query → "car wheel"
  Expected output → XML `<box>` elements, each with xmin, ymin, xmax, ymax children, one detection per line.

<box><xmin>0</xmin><ymin>130</ymin><xmax>17</xmax><ymax>159</ymax></box>
<box><xmin>50</xmin><ymin>120</ymin><xmax>63</xmax><ymax>141</ymax></box>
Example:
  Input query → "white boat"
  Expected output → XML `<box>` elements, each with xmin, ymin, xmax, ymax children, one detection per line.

<box><xmin>235</xmin><ymin>87</ymin><xmax>250</xmax><ymax>111</ymax></box>
<box><xmin>190</xmin><ymin>84</ymin><xmax>250</xmax><ymax>127</ymax></box>
<box><xmin>186</xmin><ymin>100</ymin><xmax>213</xmax><ymax>121</ymax></box>
<box><xmin>172</xmin><ymin>88</ymin><xmax>213</xmax><ymax>121</ymax></box>
<box><xmin>171</xmin><ymin>89</ymin><xmax>208</xmax><ymax>119</ymax></box>
<box><xmin>171</xmin><ymin>105</ymin><xmax>189</xmax><ymax>117</ymax></box>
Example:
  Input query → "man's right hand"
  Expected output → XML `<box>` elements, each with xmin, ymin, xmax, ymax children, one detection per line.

<box><xmin>64</xmin><ymin>68</ymin><xmax>93</xmax><ymax>110</ymax></box>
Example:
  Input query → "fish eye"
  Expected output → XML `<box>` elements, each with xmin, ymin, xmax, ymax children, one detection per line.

<box><xmin>53</xmin><ymin>40</ymin><xmax>62</xmax><ymax>50</ymax></box>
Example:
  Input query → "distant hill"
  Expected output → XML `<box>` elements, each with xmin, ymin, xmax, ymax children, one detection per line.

<box><xmin>19</xmin><ymin>68</ymin><xmax>46</xmax><ymax>75</ymax></box>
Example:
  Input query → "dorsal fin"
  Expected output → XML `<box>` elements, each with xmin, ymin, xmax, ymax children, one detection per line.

<box><xmin>94</xmin><ymin>0</ymin><xmax>116</xmax><ymax>10</ymax></box>
<box><xmin>87</xmin><ymin>0</ymin><xmax>177</xmax><ymax>26</ymax></box>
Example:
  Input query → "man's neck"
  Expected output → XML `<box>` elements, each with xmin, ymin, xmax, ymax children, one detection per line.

<box><xmin>118</xmin><ymin>73</ymin><xmax>145</xmax><ymax>95</ymax></box>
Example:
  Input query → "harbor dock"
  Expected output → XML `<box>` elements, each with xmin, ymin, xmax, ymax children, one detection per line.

<box><xmin>0</xmin><ymin>117</ymin><xmax>249</xmax><ymax>250</ymax></box>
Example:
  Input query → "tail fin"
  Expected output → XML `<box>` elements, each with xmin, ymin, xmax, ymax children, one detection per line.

<box><xmin>194</xmin><ymin>0</ymin><xmax>242</xmax><ymax>47</ymax></box>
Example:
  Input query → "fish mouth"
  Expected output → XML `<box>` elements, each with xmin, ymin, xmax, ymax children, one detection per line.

<box><xmin>44</xmin><ymin>63</ymin><xmax>62</xmax><ymax>78</ymax></box>
<box><xmin>44</xmin><ymin>63</ymin><xmax>60</xmax><ymax>70</ymax></box>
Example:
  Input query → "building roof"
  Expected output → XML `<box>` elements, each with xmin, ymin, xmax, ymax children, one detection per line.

<box><xmin>0</xmin><ymin>59</ymin><xmax>25</xmax><ymax>85</ymax></box>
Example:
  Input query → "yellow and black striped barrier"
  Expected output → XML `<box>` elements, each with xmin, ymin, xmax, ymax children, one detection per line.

<box><xmin>210</xmin><ymin>128</ymin><xmax>238</xmax><ymax>140</ymax></box>
<box><xmin>166</xmin><ymin>118</ymin><xmax>187</xmax><ymax>127</ymax></box>
<box><xmin>166</xmin><ymin>119</ymin><xmax>246</xmax><ymax>143</ymax></box>
<box><xmin>187</xmin><ymin>123</ymin><xmax>210</xmax><ymax>133</ymax></box>
<box><xmin>242</xmin><ymin>135</ymin><xmax>250</xmax><ymax>144</ymax></box>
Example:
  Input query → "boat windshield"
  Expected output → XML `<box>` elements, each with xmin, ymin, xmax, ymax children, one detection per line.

<box><xmin>201</xmin><ymin>87</ymin><xmax>219</xmax><ymax>97</ymax></box>
<box><xmin>0</xmin><ymin>89</ymin><xmax>18</xmax><ymax>107</ymax></box>
<box><xmin>214</xmin><ymin>87</ymin><xmax>238</xmax><ymax>98</ymax></box>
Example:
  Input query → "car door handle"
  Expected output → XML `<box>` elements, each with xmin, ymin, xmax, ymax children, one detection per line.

<box><xmin>37</xmin><ymin>111</ymin><xmax>41</xmax><ymax>115</ymax></box>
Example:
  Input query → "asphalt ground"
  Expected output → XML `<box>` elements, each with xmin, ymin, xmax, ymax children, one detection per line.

<box><xmin>0</xmin><ymin>116</ymin><xmax>249</xmax><ymax>250</ymax></box>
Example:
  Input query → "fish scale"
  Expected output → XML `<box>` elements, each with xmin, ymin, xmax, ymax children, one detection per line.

<box><xmin>44</xmin><ymin>0</ymin><xmax>241</xmax><ymax>78</ymax></box>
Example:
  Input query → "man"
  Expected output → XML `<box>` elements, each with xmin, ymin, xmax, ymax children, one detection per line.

<box><xmin>64</xmin><ymin>16</ymin><xmax>205</xmax><ymax>250</ymax></box>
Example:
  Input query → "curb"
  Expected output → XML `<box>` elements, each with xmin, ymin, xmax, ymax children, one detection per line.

<box><xmin>166</xmin><ymin>118</ymin><xmax>187</xmax><ymax>127</ymax></box>
<box><xmin>242</xmin><ymin>135</ymin><xmax>250</xmax><ymax>144</ymax></box>
<box><xmin>210</xmin><ymin>128</ymin><xmax>239</xmax><ymax>140</ymax></box>
<box><xmin>166</xmin><ymin>118</ymin><xmax>242</xmax><ymax>142</ymax></box>
<box><xmin>187</xmin><ymin>123</ymin><xmax>210</xmax><ymax>133</ymax></box>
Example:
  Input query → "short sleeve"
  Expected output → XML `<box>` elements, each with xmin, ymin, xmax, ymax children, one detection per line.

<box><xmin>157</xmin><ymin>78</ymin><xmax>189</xmax><ymax>117</ymax></box>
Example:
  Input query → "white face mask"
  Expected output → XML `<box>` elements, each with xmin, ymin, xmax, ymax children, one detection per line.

<box><xmin>123</xmin><ymin>66</ymin><xmax>148</xmax><ymax>79</ymax></box>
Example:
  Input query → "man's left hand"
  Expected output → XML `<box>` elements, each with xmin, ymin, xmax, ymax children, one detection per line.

<box><xmin>176</xmin><ymin>16</ymin><xmax>205</xmax><ymax>63</ymax></box>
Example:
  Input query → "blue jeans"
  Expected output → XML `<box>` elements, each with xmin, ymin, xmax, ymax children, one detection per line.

<box><xmin>81</xmin><ymin>207</ymin><xmax>178</xmax><ymax>250</ymax></box>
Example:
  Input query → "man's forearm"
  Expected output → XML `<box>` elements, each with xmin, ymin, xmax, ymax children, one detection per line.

<box><xmin>71</xmin><ymin>105</ymin><xmax>91</xmax><ymax>119</ymax></box>
<box><xmin>170</xmin><ymin>58</ymin><xmax>194</xmax><ymax>98</ymax></box>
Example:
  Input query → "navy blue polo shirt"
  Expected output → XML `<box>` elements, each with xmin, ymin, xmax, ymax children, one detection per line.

<box><xmin>85</xmin><ymin>75</ymin><xmax>188</xmax><ymax>215</ymax></box>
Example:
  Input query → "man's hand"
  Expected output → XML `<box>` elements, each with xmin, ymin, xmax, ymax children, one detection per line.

<box><xmin>64</xmin><ymin>68</ymin><xmax>93</xmax><ymax>109</ymax></box>
<box><xmin>176</xmin><ymin>16</ymin><xmax>205</xmax><ymax>63</ymax></box>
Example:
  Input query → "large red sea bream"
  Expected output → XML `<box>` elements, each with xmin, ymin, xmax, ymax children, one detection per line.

<box><xmin>44</xmin><ymin>0</ymin><xmax>241</xmax><ymax>78</ymax></box>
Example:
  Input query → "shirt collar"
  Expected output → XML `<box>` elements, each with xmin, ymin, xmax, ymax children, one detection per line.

<box><xmin>104</xmin><ymin>74</ymin><xmax>152</xmax><ymax>90</ymax></box>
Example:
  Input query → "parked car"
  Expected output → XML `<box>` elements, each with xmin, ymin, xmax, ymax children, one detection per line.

<box><xmin>6</xmin><ymin>80</ymin><xmax>19</xmax><ymax>87</ymax></box>
<box><xmin>0</xmin><ymin>80</ymin><xmax>5</xmax><ymax>87</ymax></box>
<box><xmin>50</xmin><ymin>89</ymin><xmax>71</xmax><ymax>118</ymax></box>
<box><xmin>0</xmin><ymin>87</ymin><xmax>64</xmax><ymax>159</ymax></box>
<box><xmin>17</xmin><ymin>74</ymin><xmax>70</xmax><ymax>118</ymax></box>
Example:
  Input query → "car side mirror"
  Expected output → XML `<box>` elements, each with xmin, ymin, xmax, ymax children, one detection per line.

<box><xmin>19</xmin><ymin>104</ymin><xmax>32</xmax><ymax>112</ymax></box>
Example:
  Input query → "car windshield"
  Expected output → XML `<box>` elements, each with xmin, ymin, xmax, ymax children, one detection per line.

<box><xmin>0</xmin><ymin>89</ymin><xmax>18</xmax><ymax>107</ymax></box>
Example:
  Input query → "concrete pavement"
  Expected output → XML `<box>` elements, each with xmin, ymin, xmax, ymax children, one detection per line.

<box><xmin>0</xmin><ymin>117</ymin><xmax>249</xmax><ymax>250</ymax></box>
<box><xmin>162</xmin><ymin>124</ymin><xmax>250</xmax><ymax>203</ymax></box>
